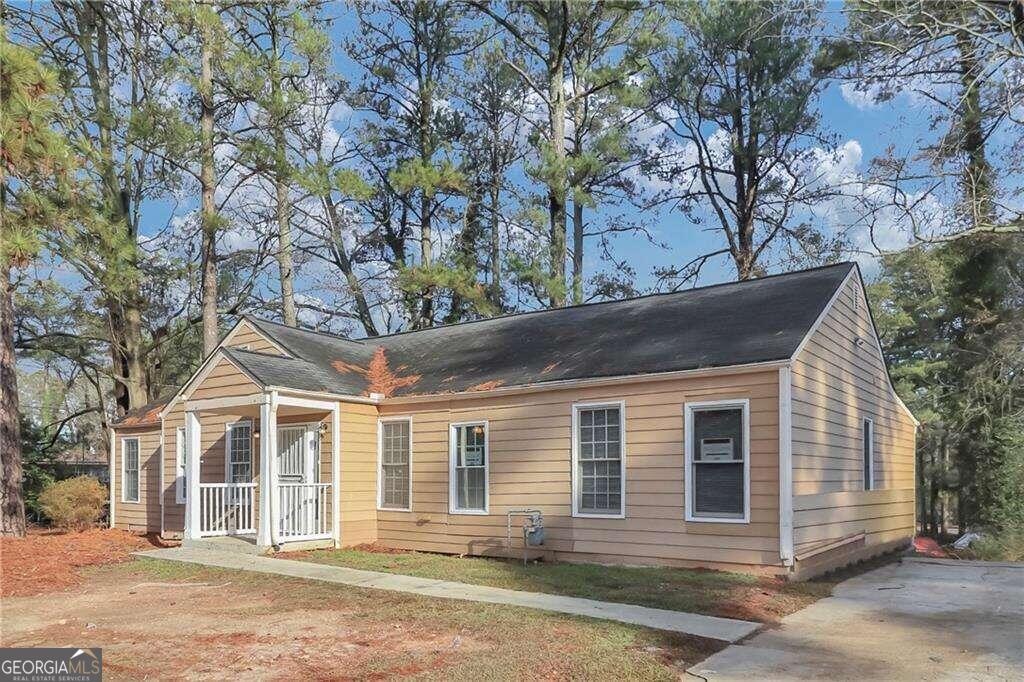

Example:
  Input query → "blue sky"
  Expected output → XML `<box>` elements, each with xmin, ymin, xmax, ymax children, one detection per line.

<box><xmin>126</xmin><ymin>1</ymin><xmax>986</xmax><ymax>334</ymax></box>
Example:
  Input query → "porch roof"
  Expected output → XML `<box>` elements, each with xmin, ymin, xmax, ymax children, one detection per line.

<box><xmin>239</xmin><ymin>262</ymin><xmax>855</xmax><ymax>399</ymax></box>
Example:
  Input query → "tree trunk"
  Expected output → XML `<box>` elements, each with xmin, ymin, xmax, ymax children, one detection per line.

<box><xmin>199</xmin><ymin>16</ymin><xmax>219</xmax><ymax>356</ymax></box>
<box><xmin>488</xmin><ymin>177</ymin><xmax>502</xmax><ymax>308</ymax></box>
<box><xmin>0</xmin><ymin>261</ymin><xmax>26</xmax><ymax>537</ymax></box>
<box><xmin>275</xmin><ymin>172</ymin><xmax>296</xmax><ymax>326</ymax></box>
<box><xmin>546</xmin><ymin>8</ymin><xmax>567</xmax><ymax>307</ymax></box>
<box><xmin>572</xmin><ymin>200</ymin><xmax>584</xmax><ymax>305</ymax></box>
<box><xmin>323</xmin><ymin>194</ymin><xmax>379</xmax><ymax>336</ymax></box>
<box><xmin>81</xmin><ymin>1</ymin><xmax>149</xmax><ymax>411</ymax></box>
<box><xmin>956</xmin><ymin>31</ymin><xmax>995</xmax><ymax>227</ymax></box>
<box><xmin>270</xmin><ymin>18</ymin><xmax>296</xmax><ymax>327</ymax></box>
<box><xmin>416</xmin><ymin>76</ymin><xmax>435</xmax><ymax>329</ymax></box>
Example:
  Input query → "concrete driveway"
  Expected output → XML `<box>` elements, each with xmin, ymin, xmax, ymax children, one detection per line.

<box><xmin>691</xmin><ymin>557</ymin><xmax>1024</xmax><ymax>681</ymax></box>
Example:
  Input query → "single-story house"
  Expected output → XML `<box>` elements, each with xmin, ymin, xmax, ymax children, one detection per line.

<box><xmin>109</xmin><ymin>262</ymin><xmax>918</xmax><ymax>579</ymax></box>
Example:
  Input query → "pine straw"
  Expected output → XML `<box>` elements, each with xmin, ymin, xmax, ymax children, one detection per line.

<box><xmin>0</xmin><ymin>527</ymin><xmax>157</xmax><ymax>597</ymax></box>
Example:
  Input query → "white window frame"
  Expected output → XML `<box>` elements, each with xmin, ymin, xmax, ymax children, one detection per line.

<box><xmin>225</xmin><ymin>420</ymin><xmax>253</xmax><ymax>484</ymax></box>
<box><xmin>863</xmin><ymin>417</ymin><xmax>875</xmax><ymax>491</ymax></box>
<box><xmin>449</xmin><ymin>421</ymin><xmax>489</xmax><ymax>515</ymax></box>
<box><xmin>377</xmin><ymin>416</ymin><xmax>413</xmax><ymax>512</ymax></box>
<box><xmin>175</xmin><ymin>426</ymin><xmax>188</xmax><ymax>504</ymax></box>
<box><xmin>684</xmin><ymin>399</ymin><xmax>750</xmax><ymax>524</ymax></box>
<box><xmin>121</xmin><ymin>437</ymin><xmax>140</xmax><ymax>503</ymax></box>
<box><xmin>571</xmin><ymin>400</ymin><xmax>627</xmax><ymax>519</ymax></box>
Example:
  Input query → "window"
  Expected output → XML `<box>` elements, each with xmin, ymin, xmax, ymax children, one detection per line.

<box><xmin>176</xmin><ymin>426</ymin><xmax>188</xmax><ymax>504</ymax></box>
<box><xmin>863</xmin><ymin>418</ymin><xmax>874</xmax><ymax>491</ymax></box>
<box><xmin>226</xmin><ymin>421</ymin><xmax>252</xmax><ymax>483</ymax></box>
<box><xmin>450</xmin><ymin>422</ymin><xmax>488</xmax><ymax>514</ymax></box>
<box><xmin>379</xmin><ymin>419</ymin><xmax>411</xmax><ymax>510</ymax></box>
<box><xmin>573</xmin><ymin>403</ymin><xmax>625</xmax><ymax>517</ymax></box>
<box><xmin>685</xmin><ymin>400</ymin><xmax>749</xmax><ymax>523</ymax></box>
<box><xmin>122</xmin><ymin>438</ymin><xmax>140</xmax><ymax>503</ymax></box>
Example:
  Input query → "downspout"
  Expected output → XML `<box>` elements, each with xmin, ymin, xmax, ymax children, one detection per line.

<box><xmin>779</xmin><ymin>365</ymin><xmax>795</xmax><ymax>568</ymax></box>
<box><xmin>108</xmin><ymin>428</ymin><xmax>116</xmax><ymax>528</ymax></box>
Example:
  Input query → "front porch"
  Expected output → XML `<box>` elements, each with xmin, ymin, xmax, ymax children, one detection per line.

<box><xmin>183</xmin><ymin>391</ymin><xmax>341</xmax><ymax>550</ymax></box>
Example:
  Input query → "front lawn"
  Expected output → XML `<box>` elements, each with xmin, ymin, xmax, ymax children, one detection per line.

<box><xmin>2</xmin><ymin>557</ymin><xmax>723</xmax><ymax>680</ymax></box>
<box><xmin>285</xmin><ymin>545</ymin><xmax>833</xmax><ymax>623</ymax></box>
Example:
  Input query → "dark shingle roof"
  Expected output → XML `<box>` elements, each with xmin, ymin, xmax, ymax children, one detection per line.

<box><xmin>237</xmin><ymin>262</ymin><xmax>855</xmax><ymax>398</ymax></box>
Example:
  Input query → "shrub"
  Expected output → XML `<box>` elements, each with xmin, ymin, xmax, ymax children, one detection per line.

<box><xmin>38</xmin><ymin>476</ymin><xmax>108</xmax><ymax>531</ymax></box>
<box><xmin>967</xmin><ymin>527</ymin><xmax>1024</xmax><ymax>563</ymax></box>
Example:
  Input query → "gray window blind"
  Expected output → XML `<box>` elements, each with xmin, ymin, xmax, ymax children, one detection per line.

<box><xmin>691</xmin><ymin>407</ymin><xmax>744</xmax><ymax>518</ymax></box>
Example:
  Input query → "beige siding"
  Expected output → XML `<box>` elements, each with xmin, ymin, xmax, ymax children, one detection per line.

<box><xmin>225</xmin><ymin>319</ymin><xmax>288</xmax><ymax>355</ymax></box>
<box><xmin>113</xmin><ymin>425</ymin><xmax>161</xmax><ymax>533</ymax></box>
<box><xmin>339</xmin><ymin>402</ymin><xmax>379</xmax><ymax>545</ymax></box>
<box><xmin>791</xmin><ymin>274</ymin><xmax>916</xmax><ymax>567</ymax></box>
<box><xmin>190</xmin><ymin>357</ymin><xmax>261</xmax><ymax>401</ymax></box>
<box><xmin>376</xmin><ymin>370</ymin><xmax>783</xmax><ymax>572</ymax></box>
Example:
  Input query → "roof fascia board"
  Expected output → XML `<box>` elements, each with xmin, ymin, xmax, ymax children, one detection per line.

<box><xmin>382</xmin><ymin>359</ymin><xmax>791</xmax><ymax>405</ymax></box>
<box><xmin>223</xmin><ymin>317</ymin><xmax>292</xmax><ymax>358</ymax></box>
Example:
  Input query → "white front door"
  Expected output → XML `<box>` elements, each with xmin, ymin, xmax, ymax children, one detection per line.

<box><xmin>277</xmin><ymin>425</ymin><xmax>318</xmax><ymax>536</ymax></box>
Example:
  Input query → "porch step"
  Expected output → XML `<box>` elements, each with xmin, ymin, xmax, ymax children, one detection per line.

<box><xmin>181</xmin><ymin>535</ymin><xmax>264</xmax><ymax>556</ymax></box>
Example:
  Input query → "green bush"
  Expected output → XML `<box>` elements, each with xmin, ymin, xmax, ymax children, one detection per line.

<box><xmin>966</xmin><ymin>527</ymin><xmax>1024</xmax><ymax>563</ymax></box>
<box><xmin>38</xmin><ymin>476</ymin><xmax>108</xmax><ymax>530</ymax></box>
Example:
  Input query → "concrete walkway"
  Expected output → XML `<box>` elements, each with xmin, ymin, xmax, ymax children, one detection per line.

<box><xmin>136</xmin><ymin>547</ymin><xmax>760</xmax><ymax>642</ymax></box>
<box><xmin>691</xmin><ymin>557</ymin><xmax>1024</xmax><ymax>680</ymax></box>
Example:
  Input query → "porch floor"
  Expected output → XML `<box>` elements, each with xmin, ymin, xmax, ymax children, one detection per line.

<box><xmin>134</xmin><ymin>547</ymin><xmax>760</xmax><ymax>642</ymax></box>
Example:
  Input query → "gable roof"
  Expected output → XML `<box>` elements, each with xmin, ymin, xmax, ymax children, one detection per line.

<box><xmin>238</xmin><ymin>262</ymin><xmax>856</xmax><ymax>398</ymax></box>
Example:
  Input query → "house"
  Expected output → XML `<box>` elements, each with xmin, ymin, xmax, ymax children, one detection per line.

<box><xmin>108</xmin><ymin>262</ymin><xmax>918</xmax><ymax>579</ymax></box>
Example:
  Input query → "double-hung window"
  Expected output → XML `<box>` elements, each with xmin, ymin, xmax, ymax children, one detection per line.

<box><xmin>226</xmin><ymin>421</ymin><xmax>252</xmax><ymax>483</ymax></box>
<box><xmin>450</xmin><ymin>422</ymin><xmax>488</xmax><ymax>514</ymax></box>
<box><xmin>176</xmin><ymin>426</ymin><xmax>188</xmax><ymax>504</ymax></box>
<box><xmin>685</xmin><ymin>400</ymin><xmax>749</xmax><ymax>523</ymax></box>
<box><xmin>862</xmin><ymin>418</ymin><xmax>874</xmax><ymax>491</ymax></box>
<box><xmin>379</xmin><ymin>419</ymin><xmax>411</xmax><ymax>510</ymax></box>
<box><xmin>122</xmin><ymin>437</ymin><xmax>140</xmax><ymax>503</ymax></box>
<box><xmin>573</xmin><ymin>402</ymin><xmax>625</xmax><ymax>517</ymax></box>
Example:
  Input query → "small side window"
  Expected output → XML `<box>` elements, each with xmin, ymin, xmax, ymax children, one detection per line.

<box><xmin>122</xmin><ymin>438</ymin><xmax>140</xmax><ymax>503</ymax></box>
<box><xmin>176</xmin><ymin>426</ymin><xmax>188</xmax><ymax>504</ymax></box>
<box><xmin>863</xmin><ymin>418</ymin><xmax>874</xmax><ymax>491</ymax></box>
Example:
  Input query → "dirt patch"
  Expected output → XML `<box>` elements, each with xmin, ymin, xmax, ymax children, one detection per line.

<box><xmin>2</xmin><ymin>561</ymin><xmax>723</xmax><ymax>680</ymax></box>
<box><xmin>0</xmin><ymin>528</ymin><xmax>162</xmax><ymax>597</ymax></box>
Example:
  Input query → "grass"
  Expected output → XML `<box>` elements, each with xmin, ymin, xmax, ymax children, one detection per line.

<box><xmin>285</xmin><ymin>546</ymin><xmax>834</xmax><ymax>623</ymax></box>
<box><xmin>72</xmin><ymin>558</ymin><xmax>724</xmax><ymax>680</ymax></box>
<box><xmin>957</xmin><ymin>527</ymin><xmax>1024</xmax><ymax>562</ymax></box>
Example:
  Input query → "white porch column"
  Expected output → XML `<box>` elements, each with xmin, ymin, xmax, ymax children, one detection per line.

<box><xmin>258</xmin><ymin>392</ymin><xmax>278</xmax><ymax>547</ymax></box>
<box><xmin>184</xmin><ymin>410</ymin><xmax>202</xmax><ymax>539</ymax></box>
<box><xmin>332</xmin><ymin>405</ymin><xmax>341</xmax><ymax>548</ymax></box>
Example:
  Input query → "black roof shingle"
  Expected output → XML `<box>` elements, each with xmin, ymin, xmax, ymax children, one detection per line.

<box><xmin>227</xmin><ymin>262</ymin><xmax>855</xmax><ymax>398</ymax></box>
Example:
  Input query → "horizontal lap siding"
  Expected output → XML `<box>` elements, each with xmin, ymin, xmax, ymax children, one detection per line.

<box><xmin>113</xmin><ymin>426</ymin><xmax>161</xmax><ymax>533</ymax></box>
<box><xmin>226</xmin><ymin>320</ymin><xmax>288</xmax><ymax>355</ymax></box>
<box><xmin>339</xmin><ymin>402</ymin><xmax>378</xmax><ymax>545</ymax></box>
<box><xmin>791</xmin><ymin>276</ymin><xmax>916</xmax><ymax>563</ymax></box>
<box><xmin>376</xmin><ymin>370</ymin><xmax>783</xmax><ymax>570</ymax></box>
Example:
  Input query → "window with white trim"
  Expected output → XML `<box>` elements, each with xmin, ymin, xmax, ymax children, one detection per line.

<box><xmin>450</xmin><ymin>423</ymin><xmax>487</xmax><ymax>513</ymax></box>
<box><xmin>122</xmin><ymin>438</ymin><xmax>140</xmax><ymax>503</ymax></box>
<box><xmin>226</xmin><ymin>422</ymin><xmax>252</xmax><ymax>483</ymax></box>
<box><xmin>575</xmin><ymin>404</ymin><xmax>624</xmax><ymax>516</ymax></box>
<box><xmin>176</xmin><ymin>426</ymin><xmax>188</xmax><ymax>504</ymax></box>
<box><xmin>686</xmin><ymin>401</ymin><xmax>749</xmax><ymax>522</ymax></box>
<box><xmin>380</xmin><ymin>420</ymin><xmax>411</xmax><ymax>510</ymax></box>
<box><xmin>862</xmin><ymin>418</ymin><xmax>874</xmax><ymax>491</ymax></box>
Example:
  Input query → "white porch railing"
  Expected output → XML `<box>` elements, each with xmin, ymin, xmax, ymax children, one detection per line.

<box><xmin>198</xmin><ymin>483</ymin><xmax>256</xmax><ymax>537</ymax></box>
<box><xmin>277</xmin><ymin>483</ymin><xmax>331</xmax><ymax>541</ymax></box>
